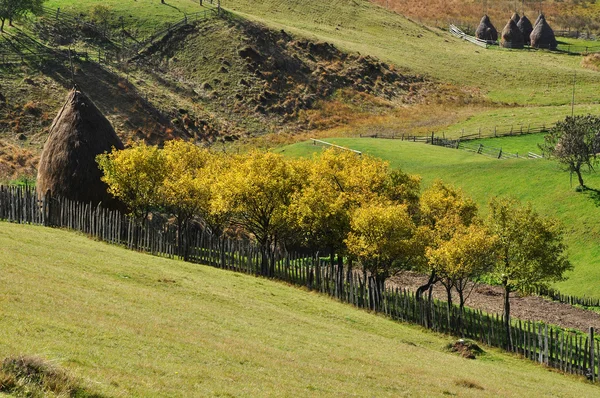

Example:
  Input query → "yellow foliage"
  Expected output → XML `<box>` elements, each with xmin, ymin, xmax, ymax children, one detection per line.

<box><xmin>346</xmin><ymin>202</ymin><xmax>419</xmax><ymax>280</ymax></box>
<box><xmin>96</xmin><ymin>142</ymin><xmax>166</xmax><ymax>218</ymax></box>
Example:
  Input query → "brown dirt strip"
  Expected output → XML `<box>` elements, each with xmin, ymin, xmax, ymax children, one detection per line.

<box><xmin>388</xmin><ymin>272</ymin><xmax>600</xmax><ymax>332</ymax></box>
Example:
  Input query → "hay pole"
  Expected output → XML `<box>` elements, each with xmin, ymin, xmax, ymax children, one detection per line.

<box><xmin>310</xmin><ymin>138</ymin><xmax>362</xmax><ymax>155</ymax></box>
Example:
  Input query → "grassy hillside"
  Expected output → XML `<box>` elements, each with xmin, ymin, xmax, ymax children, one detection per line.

<box><xmin>0</xmin><ymin>222</ymin><xmax>598</xmax><ymax>396</ymax></box>
<box><xmin>43</xmin><ymin>1</ymin><xmax>600</xmax><ymax>117</ymax></box>
<box><xmin>277</xmin><ymin>138</ymin><xmax>600</xmax><ymax>298</ymax></box>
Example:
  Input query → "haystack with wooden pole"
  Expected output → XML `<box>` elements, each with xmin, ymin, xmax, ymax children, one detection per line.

<box><xmin>475</xmin><ymin>15</ymin><xmax>498</xmax><ymax>41</ymax></box>
<box><xmin>530</xmin><ymin>14</ymin><xmax>557</xmax><ymax>50</ymax></box>
<box><xmin>501</xmin><ymin>19</ymin><xmax>524</xmax><ymax>49</ymax></box>
<box><xmin>37</xmin><ymin>89</ymin><xmax>125</xmax><ymax>210</ymax></box>
<box><xmin>511</xmin><ymin>12</ymin><xmax>520</xmax><ymax>24</ymax></box>
<box><xmin>517</xmin><ymin>15</ymin><xmax>534</xmax><ymax>45</ymax></box>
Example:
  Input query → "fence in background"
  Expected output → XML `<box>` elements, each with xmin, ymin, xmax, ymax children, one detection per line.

<box><xmin>360</xmin><ymin>122</ymin><xmax>549</xmax><ymax>159</ymax></box>
<box><xmin>1</xmin><ymin>185</ymin><xmax>600</xmax><ymax>384</ymax></box>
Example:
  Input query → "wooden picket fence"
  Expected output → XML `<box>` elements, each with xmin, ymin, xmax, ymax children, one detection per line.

<box><xmin>1</xmin><ymin>185</ymin><xmax>599</xmax><ymax>384</ymax></box>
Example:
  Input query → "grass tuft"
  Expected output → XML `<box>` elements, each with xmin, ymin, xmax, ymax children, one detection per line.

<box><xmin>0</xmin><ymin>355</ymin><xmax>103</xmax><ymax>397</ymax></box>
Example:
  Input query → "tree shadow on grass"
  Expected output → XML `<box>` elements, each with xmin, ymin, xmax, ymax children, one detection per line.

<box><xmin>582</xmin><ymin>186</ymin><xmax>600</xmax><ymax>207</ymax></box>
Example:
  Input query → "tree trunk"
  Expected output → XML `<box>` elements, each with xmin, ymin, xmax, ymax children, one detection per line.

<box><xmin>416</xmin><ymin>270</ymin><xmax>437</xmax><ymax>301</ymax></box>
<box><xmin>576</xmin><ymin>168</ymin><xmax>585</xmax><ymax>188</ymax></box>
<box><xmin>446</xmin><ymin>283</ymin><xmax>453</xmax><ymax>329</ymax></box>
<box><xmin>503</xmin><ymin>280</ymin><xmax>512</xmax><ymax>350</ymax></box>
<box><xmin>1</xmin><ymin>19</ymin><xmax>5</xmax><ymax>32</ymax></box>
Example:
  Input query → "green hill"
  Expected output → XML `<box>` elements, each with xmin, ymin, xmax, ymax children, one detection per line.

<box><xmin>277</xmin><ymin>137</ymin><xmax>600</xmax><ymax>298</ymax></box>
<box><xmin>0</xmin><ymin>222</ymin><xmax>597</xmax><ymax>396</ymax></box>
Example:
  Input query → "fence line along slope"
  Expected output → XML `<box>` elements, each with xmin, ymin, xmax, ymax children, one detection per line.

<box><xmin>3</xmin><ymin>222</ymin><xmax>600</xmax><ymax>396</ymax></box>
<box><xmin>3</xmin><ymin>186</ymin><xmax>600</xmax><ymax>385</ymax></box>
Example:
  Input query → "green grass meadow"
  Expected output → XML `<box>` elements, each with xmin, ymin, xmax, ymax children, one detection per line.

<box><xmin>0</xmin><ymin>222</ymin><xmax>599</xmax><ymax>396</ymax></box>
<box><xmin>277</xmin><ymin>137</ymin><xmax>600</xmax><ymax>298</ymax></box>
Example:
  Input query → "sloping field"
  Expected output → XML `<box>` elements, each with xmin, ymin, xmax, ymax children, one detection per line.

<box><xmin>277</xmin><ymin>138</ymin><xmax>600</xmax><ymax>298</ymax></box>
<box><xmin>0</xmin><ymin>222</ymin><xmax>597</xmax><ymax>396</ymax></box>
<box><xmin>47</xmin><ymin>0</ymin><xmax>600</xmax><ymax>107</ymax></box>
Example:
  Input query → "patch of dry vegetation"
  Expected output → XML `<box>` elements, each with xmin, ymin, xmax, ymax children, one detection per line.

<box><xmin>0</xmin><ymin>355</ymin><xmax>102</xmax><ymax>397</ymax></box>
<box><xmin>582</xmin><ymin>53</ymin><xmax>600</xmax><ymax>71</ymax></box>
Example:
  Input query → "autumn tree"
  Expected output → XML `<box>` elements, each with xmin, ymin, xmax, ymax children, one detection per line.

<box><xmin>160</xmin><ymin>140</ymin><xmax>214</xmax><ymax>257</ymax></box>
<box><xmin>345</xmin><ymin>202</ymin><xmax>420</xmax><ymax>289</ymax></box>
<box><xmin>426</xmin><ymin>223</ymin><xmax>498</xmax><ymax>323</ymax></box>
<box><xmin>216</xmin><ymin>151</ymin><xmax>306</xmax><ymax>273</ymax></box>
<box><xmin>487</xmin><ymin>197</ymin><xmax>572</xmax><ymax>349</ymax></box>
<box><xmin>96</xmin><ymin>142</ymin><xmax>167</xmax><ymax>221</ymax></box>
<box><xmin>416</xmin><ymin>181</ymin><xmax>478</xmax><ymax>300</ymax></box>
<box><xmin>289</xmin><ymin>149</ymin><xmax>420</xmax><ymax>271</ymax></box>
<box><xmin>540</xmin><ymin>115</ymin><xmax>600</xmax><ymax>189</ymax></box>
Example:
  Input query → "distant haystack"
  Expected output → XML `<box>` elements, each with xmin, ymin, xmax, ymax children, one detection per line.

<box><xmin>511</xmin><ymin>12</ymin><xmax>520</xmax><ymax>24</ymax></box>
<box><xmin>501</xmin><ymin>19</ymin><xmax>524</xmax><ymax>49</ymax></box>
<box><xmin>37</xmin><ymin>89</ymin><xmax>125</xmax><ymax>210</ymax></box>
<box><xmin>475</xmin><ymin>15</ymin><xmax>498</xmax><ymax>41</ymax></box>
<box><xmin>517</xmin><ymin>15</ymin><xmax>534</xmax><ymax>45</ymax></box>
<box><xmin>530</xmin><ymin>14</ymin><xmax>557</xmax><ymax>50</ymax></box>
<box><xmin>534</xmin><ymin>13</ymin><xmax>545</xmax><ymax>28</ymax></box>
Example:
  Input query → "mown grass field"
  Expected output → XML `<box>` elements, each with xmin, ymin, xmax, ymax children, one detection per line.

<box><xmin>466</xmin><ymin>133</ymin><xmax>546</xmax><ymax>155</ymax></box>
<box><xmin>277</xmin><ymin>137</ymin><xmax>600</xmax><ymax>298</ymax></box>
<box><xmin>0</xmin><ymin>222</ymin><xmax>599</xmax><ymax>397</ymax></box>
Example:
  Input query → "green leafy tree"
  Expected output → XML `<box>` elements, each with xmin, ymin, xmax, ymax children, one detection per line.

<box><xmin>0</xmin><ymin>0</ymin><xmax>46</xmax><ymax>31</ymax></box>
<box><xmin>487</xmin><ymin>197</ymin><xmax>572</xmax><ymax>349</ymax></box>
<box><xmin>540</xmin><ymin>115</ymin><xmax>600</xmax><ymax>189</ymax></box>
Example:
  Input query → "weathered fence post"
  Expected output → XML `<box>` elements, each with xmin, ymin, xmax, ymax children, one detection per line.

<box><xmin>591</xmin><ymin>327</ymin><xmax>595</xmax><ymax>382</ymax></box>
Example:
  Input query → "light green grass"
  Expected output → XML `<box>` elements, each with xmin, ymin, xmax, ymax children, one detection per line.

<box><xmin>277</xmin><ymin>138</ymin><xmax>600</xmax><ymax>298</ymax></box>
<box><xmin>1</xmin><ymin>222</ymin><xmax>599</xmax><ymax>397</ymax></box>
<box><xmin>466</xmin><ymin>133</ymin><xmax>546</xmax><ymax>155</ymax></box>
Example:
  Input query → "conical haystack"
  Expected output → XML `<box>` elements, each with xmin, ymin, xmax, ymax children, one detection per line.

<box><xmin>475</xmin><ymin>15</ymin><xmax>498</xmax><ymax>41</ymax></box>
<box><xmin>517</xmin><ymin>15</ymin><xmax>534</xmax><ymax>45</ymax></box>
<box><xmin>37</xmin><ymin>89</ymin><xmax>125</xmax><ymax>210</ymax></box>
<box><xmin>530</xmin><ymin>15</ymin><xmax>557</xmax><ymax>49</ymax></box>
<box><xmin>511</xmin><ymin>12</ymin><xmax>520</xmax><ymax>24</ymax></box>
<box><xmin>534</xmin><ymin>13</ymin><xmax>545</xmax><ymax>28</ymax></box>
<box><xmin>501</xmin><ymin>19</ymin><xmax>524</xmax><ymax>49</ymax></box>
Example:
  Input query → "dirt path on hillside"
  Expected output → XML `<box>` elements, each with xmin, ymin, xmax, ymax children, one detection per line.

<box><xmin>388</xmin><ymin>272</ymin><xmax>600</xmax><ymax>332</ymax></box>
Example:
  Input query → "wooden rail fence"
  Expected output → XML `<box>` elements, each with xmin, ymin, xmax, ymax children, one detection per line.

<box><xmin>1</xmin><ymin>185</ymin><xmax>599</xmax><ymax>384</ymax></box>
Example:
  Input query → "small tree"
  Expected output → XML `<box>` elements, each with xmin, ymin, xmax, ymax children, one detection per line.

<box><xmin>416</xmin><ymin>180</ymin><xmax>478</xmax><ymax>300</ymax></box>
<box><xmin>487</xmin><ymin>197</ymin><xmax>572</xmax><ymax>349</ymax></box>
<box><xmin>345</xmin><ymin>202</ymin><xmax>420</xmax><ymax>287</ymax></box>
<box><xmin>96</xmin><ymin>142</ymin><xmax>167</xmax><ymax>221</ymax></box>
<box><xmin>0</xmin><ymin>0</ymin><xmax>46</xmax><ymax>31</ymax></box>
<box><xmin>426</xmin><ymin>223</ymin><xmax>498</xmax><ymax>324</ymax></box>
<box><xmin>540</xmin><ymin>115</ymin><xmax>600</xmax><ymax>189</ymax></box>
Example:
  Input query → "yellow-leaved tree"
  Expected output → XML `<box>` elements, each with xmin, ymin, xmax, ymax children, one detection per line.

<box><xmin>345</xmin><ymin>202</ymin><xmax>420</xmax><ymax>290</ymax></box>
<box><xmin>160</xmin><ymin>140</ymin><xmax>214</xmax><ymax>258</ymax></box>
<box><xmin>417</xmin><ymin>180</ymin><xmax>479</xmax><ymax>301</ymax></box>
<box><xmin>288</xmin><ymin>149</ymin><xmax>420</xmax><ymax>269</ymax></box>
<box><xmin>426</xmin><ymin>223</ymin><xmax>498</xmax><ymax>322</ymax></box>
<box><xmin>215</xmin><ymin>151</ymin><xmax>306</xmax><ymax>273</ymax></box>
<box><xmin>96</xmin><ymin>142</ymin><xmax>166</xmax><ymax>221</ymax></box>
